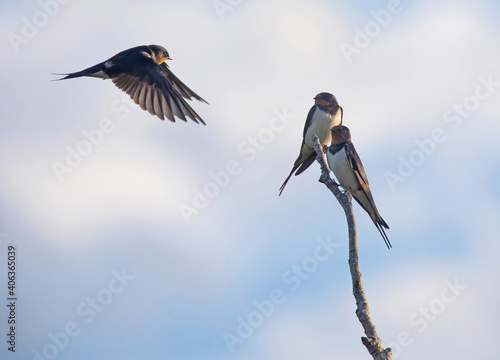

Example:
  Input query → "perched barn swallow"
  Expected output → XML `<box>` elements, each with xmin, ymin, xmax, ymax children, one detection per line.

<box><xmin>279</xmin><ymin>92</ymin><xmax>343</xmax><ymax>196</ymax></box>
<box><xmin>54</xmin><ymin>45</ymin><xmax>208</xmax><ymax>124</ymax></box>
<box><xmin>326</xmin><ymin>126</ymin><xmax>391</xmax><ymax>249</ymax></box>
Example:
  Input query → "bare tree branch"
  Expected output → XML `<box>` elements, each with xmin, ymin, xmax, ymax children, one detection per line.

<box><xmin>312</xmin><ymin>135</ymin><xmax>392</xmax><ymax>360</ymax></box>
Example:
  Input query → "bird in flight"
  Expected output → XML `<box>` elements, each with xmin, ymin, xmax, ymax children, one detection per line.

<box><xmin>279</xmin><ymin>92</ymin><xmax>343</xmax><ymax>195</ymax></box>
<box><xmin>54</xmin><ymin>44</ymin><xmax>208</xmax><ymax>124</ymax></box>
<box><xmin>326</xmin><ymin>125</ymin><xmax>391</xmax><ymax>249</ymax></box>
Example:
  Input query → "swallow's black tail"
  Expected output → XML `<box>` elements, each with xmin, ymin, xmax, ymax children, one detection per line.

<box><xmin>294</xmin><ymin>153</ymin><xmax>316</xmax><ymax>176</ymax></box>
<box><xmin>52</xmin><ymin>63</ymin><xmax>106</xmax><ymax>81</ymax></box>
<box><xmin>279</xmin><ymin>166</ymin><xmax>298</xmax><ymax>196</ymax></box>
<box><xmin>279</xmin><ymin>152</ymin><xmax>319</xmax><ymax>196</ymax></box>
<box><xmin>374</xmin><ymin>217</ymin><xmax>391</xmax><ymax>249</ymax></box>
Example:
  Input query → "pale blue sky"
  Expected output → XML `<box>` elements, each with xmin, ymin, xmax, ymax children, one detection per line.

<box><xmin>1</xmin><ymin>0</ymin><xmax>499</xmax><ymax>359</ymax></box>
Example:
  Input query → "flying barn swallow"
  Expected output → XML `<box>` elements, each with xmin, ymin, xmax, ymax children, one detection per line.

<box><xmin>326</xmin><ymin>126</ymin><xmax>391</xmax><ymax>249</ymax></box>
<box><xmin>279</xmin><ymin>92</ymin><xmax>343</xmax><ymax>196</ymax></box>
<box><xmin>54</xmin><ymin>45</ymin><xmax>208</xmax><ymax>124</ymax></box>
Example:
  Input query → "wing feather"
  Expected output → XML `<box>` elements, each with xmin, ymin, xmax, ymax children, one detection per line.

<box><xmin>153</xmin><ymin>89</ymin><xmax>164</xmax><ymax>120</ymax></box>
<box><xmin>110</xmin><ymin>56</ymin><xmax>206</xmax><ymax>124</ymax></box>
<box><xmin>145</xmin><ymin>86</ymin><xmax>155</xmax><ymax>116</ymax></box>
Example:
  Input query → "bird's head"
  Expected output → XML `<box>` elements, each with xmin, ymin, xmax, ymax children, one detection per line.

<box><xmin>314</xmin><ymin>92</ymin><xmax>338</xmax><ymax>108</ymax></box>
<box><xmin>149</xmin><ymin>45</ymin><xmax>171</xmax><ymax>64</ymax></box>
<box><xmin>330</xmin><ymin>125</ymin><xmax>351</xmax><ymax>145</ymax></box>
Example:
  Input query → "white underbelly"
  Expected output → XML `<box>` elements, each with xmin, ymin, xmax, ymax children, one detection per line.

<box><xmin>327</xmin><ymin>147</ymin><xmax>358</xmax><ymax>191</ymax></box>
<box><xmin>89</xmin><ymin>70</ymin><xmax>110</xmax><ymax>79</ymax></box>
<box><xmin>304</xmin><ymin>107</ymin><xmax>342</xmax><ymax>148</ymax></box>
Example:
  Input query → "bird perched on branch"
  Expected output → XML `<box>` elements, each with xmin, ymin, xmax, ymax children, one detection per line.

<box><xmin>326</xmin><ymin>125</ymin><xmax>391</xmax><ymax>249</ymax></box>
<box><xmin>279</xmin><ymin>92</ymin><xmax>343</xmax><ymax>195</ymax></box>
<box><xmin>54</xmin><ymin>44</ymin><xmax>208</xmax><ymax>124</ymax></box>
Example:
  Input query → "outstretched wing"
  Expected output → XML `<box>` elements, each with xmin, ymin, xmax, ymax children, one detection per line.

<box><xmin>110</xmin><ymin>56</ymin><xmax>206</xmax><ymax>124</ymax></box>
<box><xmin>160</xmin><ymin>63</ymin><xmax>208</xmax><ymax>104</ymax></box>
